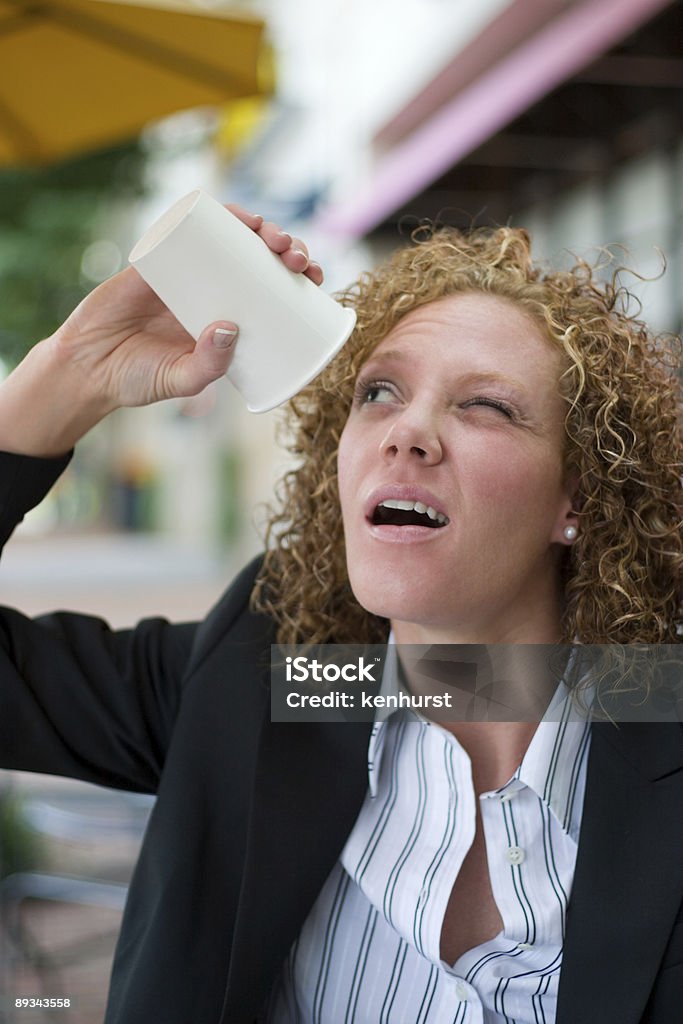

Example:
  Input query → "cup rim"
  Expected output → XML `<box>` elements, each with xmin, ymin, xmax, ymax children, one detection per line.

<box><xmin>128</xmin><ymin>189</ymin><xmax>203</xmax><ymax>263</ymax></box>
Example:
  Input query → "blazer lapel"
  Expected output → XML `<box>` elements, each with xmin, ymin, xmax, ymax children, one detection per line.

<box><xmin>221</xmin><ymin>710</ymin><xmax>373</xmax><ymax>1020</ymax></box>
<box><xmin>557</xmin><ymin>722</ymin><xmax>683</xmax><ymax>1024</ymax></box>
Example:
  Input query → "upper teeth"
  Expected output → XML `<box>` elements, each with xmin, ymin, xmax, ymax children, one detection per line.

<box><xmin>379</xmin><ymin>499</ymin><xmax>448</xmax><ymax>525</ymax></box>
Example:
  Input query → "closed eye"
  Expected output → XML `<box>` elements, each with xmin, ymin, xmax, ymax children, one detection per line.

<box><xmin>463</xmin><ymin>397</ymin><xmax>514</xmax><ymax>418</ymax></box>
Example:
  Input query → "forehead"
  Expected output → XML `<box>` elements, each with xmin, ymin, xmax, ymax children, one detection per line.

<box><xmin>365</xmin><ymin>291</ymin><xmax>560</xmax><ymax>381</ymax></box>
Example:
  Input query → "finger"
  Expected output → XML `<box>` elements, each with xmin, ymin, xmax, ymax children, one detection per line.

<box><xmin>223</xmin><ymin>209</ymin><xmax>320</xmax><ymax>277</ymax></box>
<box><xmin>170</xmin><ymin>321</ymin><xmax>238</xmax><ymax>397</ymax></box>
<box><xmin>224</xmin><ymin>203</ymin><xmax>263</xmax><ymax>232</ymax></box>
<box><xmin>304</xmin><ymin>260</ymin><xmax>324</xmax><ymax>286</ymax></box>
<box><xmin>279</xmin><ymin>237</ymin><xmax>309</xmax><ymax>273</ymax></box>
<box><xmin>257</xmin><ymin>220</ymin><xmax>293</xmax><ymax>254</ymax></box>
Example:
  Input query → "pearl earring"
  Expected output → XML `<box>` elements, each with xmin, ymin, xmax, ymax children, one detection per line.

<box><xmin>563</xmin><ymin>525</ymin><xmax>578</xmax><ymax>542</ymax></box>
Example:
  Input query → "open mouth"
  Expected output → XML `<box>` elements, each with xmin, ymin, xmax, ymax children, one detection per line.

<box><xmin>371</xmin><ymin>499</ymin><xmax>449</xmax><ymax>529</ymax></box>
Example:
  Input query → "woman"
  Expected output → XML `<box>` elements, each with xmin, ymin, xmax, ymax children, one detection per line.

<box><xmin>0</xmin><ymin>210</ymin><xmax>681</xmax><ymax>1023</ymax></box>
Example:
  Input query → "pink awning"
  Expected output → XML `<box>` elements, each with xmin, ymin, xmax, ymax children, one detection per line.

<box><xmin>316</xmin><ymin>0</ymin><xmax>675</xmax><ymax>238</ymax></box>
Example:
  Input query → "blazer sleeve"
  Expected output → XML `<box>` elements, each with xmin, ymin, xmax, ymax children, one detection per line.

<box><xmin>0</xmin><ymin>449</ymin><xmax>198</xmax><ymax>794</ymax></box>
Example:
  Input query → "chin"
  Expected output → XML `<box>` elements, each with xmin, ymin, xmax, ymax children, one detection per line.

<box><xmin>349</xmin><ymin>570</ymin><xmax>441</xmax><ymax>626</ymax></box>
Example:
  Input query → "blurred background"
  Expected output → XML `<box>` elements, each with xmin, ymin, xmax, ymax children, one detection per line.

<box><xmin>1</xmin><ymin>0</ymin><xmax>682</xmax><ymax>1019</ymax></box>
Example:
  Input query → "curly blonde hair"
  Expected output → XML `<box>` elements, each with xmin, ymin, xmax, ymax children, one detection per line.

<box><xmin>252</xmin><ymin>226</ymin><xmax>682</xmax><ymax>646</ymax></box>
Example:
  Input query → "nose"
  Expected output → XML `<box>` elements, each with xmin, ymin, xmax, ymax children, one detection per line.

<box><xmin>379</xmin><ymin>407</ymin><xmax>443</xmax><ymax>465</ymax></box>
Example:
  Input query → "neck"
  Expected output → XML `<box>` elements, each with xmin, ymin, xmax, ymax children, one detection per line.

<box><xmin>391</xmin><ymin>561</ymin><xmax>566</xmax><ymax>647</ymax></box>
<box><xmin>391</xmin><ymin>621</ymin><xmax>567</xmax><ymax>785</ymax></box>
<box><xmin>391</xmin><ymin>606</ymin><xmax>563</xmax><ymax>649</ymax></box>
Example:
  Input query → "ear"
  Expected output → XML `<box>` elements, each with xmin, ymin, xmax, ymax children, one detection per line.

<box><xmin>552</xmin><ymin>471</ymin><xmax>581</xmax><ymax>547</ymax></box>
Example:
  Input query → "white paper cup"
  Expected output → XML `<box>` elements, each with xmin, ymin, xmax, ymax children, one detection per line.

<box><xmin>128</xmin><ymin>189</ymin><xmax>356</xmax><ymax>412</ymax></box>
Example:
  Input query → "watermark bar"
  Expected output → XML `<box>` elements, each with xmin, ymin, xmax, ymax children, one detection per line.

<box><xmin>271</xmin><ymin>644</ymin><xmax>683</xmax><ymax>724</ymax></box>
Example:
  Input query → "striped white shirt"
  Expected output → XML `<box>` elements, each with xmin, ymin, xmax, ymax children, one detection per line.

<box><xmin>268</xmin><ymin>648</ymin><xmax>591</xmax><ymax>1023</ymax></box>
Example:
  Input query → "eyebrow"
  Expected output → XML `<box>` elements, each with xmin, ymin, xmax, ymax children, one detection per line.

<box><xmin>365</xmin><ymin>349</ymin><xmax>406</xmax><ymax>363</ymax></box>
<box><xmin>361</xmin><ymin>352</ymin><xmax>528</xmax><ymax>396</ymax></box>
<box><xmin>452</xmin><ymin>371</ymin><xmax>528</xmax><ymax>396</ymax></box>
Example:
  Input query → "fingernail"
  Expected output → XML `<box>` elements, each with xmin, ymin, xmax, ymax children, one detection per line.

<box><xmin>291</xmin><ymin>248</ymin><xmax>308</xmax><ymax>262</ymax></box>
<box><xmin>213</xmin><ymin>326</ymin><xmax>238</xmax><ymax>348</ymax></box>
<box><xmin>277</xmin><ymin>231</ymin><xmax>291</xmax><ymax>241</ymax></box>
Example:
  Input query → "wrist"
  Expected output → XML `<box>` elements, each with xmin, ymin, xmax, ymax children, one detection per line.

<box><xmin>0</xmin><ymin>337</ymin><xmax>116</xmax><ymax>457</ymax></box>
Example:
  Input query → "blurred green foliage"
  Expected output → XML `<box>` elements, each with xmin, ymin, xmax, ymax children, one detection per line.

<box><xmin>0</xmin><ymin>142</ymin><xmax>148</xmax><ymax>368</ymax></box>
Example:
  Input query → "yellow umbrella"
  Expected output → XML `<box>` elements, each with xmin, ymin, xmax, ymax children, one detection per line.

<box><xmin>0</xmin><ymin>0</ymin><xmax>271</xmax><ymax>166</ymax></box>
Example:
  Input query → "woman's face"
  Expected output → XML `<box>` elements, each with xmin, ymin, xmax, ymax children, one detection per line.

<box><xmin>337</xmin><ymin>291</ymin><xmax>577</xmax><ymax>643</ymax></box>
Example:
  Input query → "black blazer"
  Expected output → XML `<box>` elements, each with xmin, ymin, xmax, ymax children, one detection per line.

<box><xmin>1</xmin><ymin>451</ymin><xmax>682</xmax><ymax>1023</ymax></box>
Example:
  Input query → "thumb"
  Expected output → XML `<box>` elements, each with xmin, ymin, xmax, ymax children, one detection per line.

<box><xmin>171</xmin><ymin>321</ymin><xmax>239</xmax><ymax>397</ymax></box>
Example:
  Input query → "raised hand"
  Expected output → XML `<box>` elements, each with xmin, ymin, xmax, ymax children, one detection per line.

<box><xmin>52</xmin><ymin>205</ymin><xmax>323</xmax><ymax>410</ymax></box>
<box><xmin>0</xmin><ymin>205</ymin><xmax>323</xmax><ymax>456</ymax></box>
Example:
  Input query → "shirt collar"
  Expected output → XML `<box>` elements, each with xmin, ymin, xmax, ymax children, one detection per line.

<box><xmin>500</xmin><ymin>680</ymin><xmax>591</xmax><ymax>841</ymax></box>
<box><xmin>367</xmin><ymin>635</ymin><xmax>591</xmax><ymax>840</ymax></box>
<box><xmin>366</xmin><ymin>635</ymin><xmax>398</xmax><ymax>799</ymax></box>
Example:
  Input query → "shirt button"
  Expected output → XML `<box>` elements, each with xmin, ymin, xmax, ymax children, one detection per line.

<box><xmin>499</xmin><ymin>790</ymin><xmax>517</xmax><ymax>802</ymax></box>
<box><xmin>417</xmin><ymin>887</ymin><xmax>428</xmax><ymax>908</ymax></box>
<box><xmin>506</xmin><ymin>845</ymin><xmax>525</xmax><ymax>865</ymax></box>
<box><xmin>455</xmin><ymin>980</ymin><xmax>468</xmax><ymax>1001</ymax></box>
<box><xmin>518</xmin><ymin>942</ymin><xmax>534</xmax><ymax>951</ymax></box>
